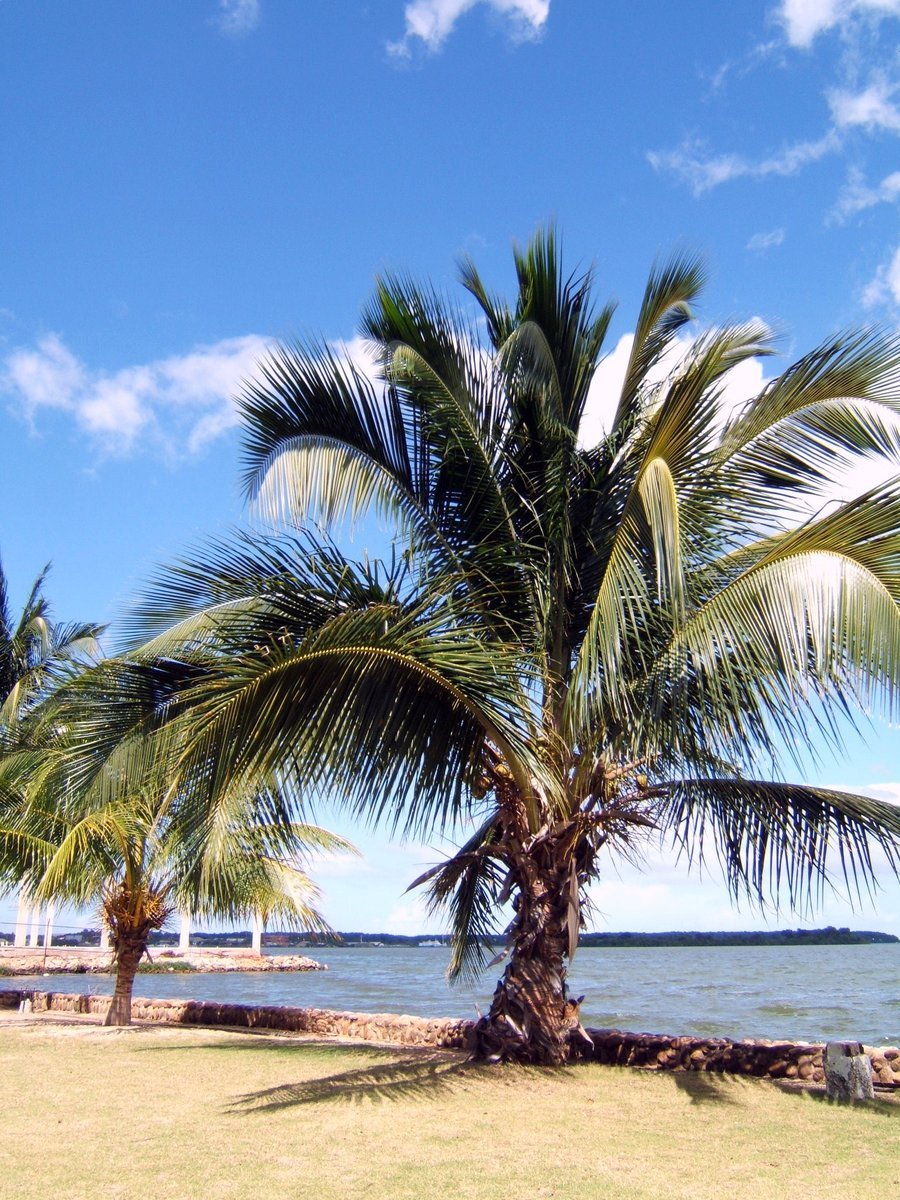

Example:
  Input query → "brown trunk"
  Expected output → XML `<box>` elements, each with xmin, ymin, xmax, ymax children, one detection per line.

<box><xmin>100</xmin><ymin>882</ymin><xmax>170</xmax><ymax>1027</ymax></box>
<box><xmin>103</xmin><ymin>935</ymin><xmax>146</xmax><ymax>1027</ymax></box>
<box><xmin>473</xmin><ymin>857</ymin><xmax>584</xmax><ymax>1065</ymax></box>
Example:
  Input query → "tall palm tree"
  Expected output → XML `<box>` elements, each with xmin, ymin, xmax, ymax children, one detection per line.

<box><xmin>121</xmin><ymin>229</ymin><xmax>900</xmax><ymax>1062</ymax></box>
<box><xmin>0</xmin><ymin>656</ymin><xmax>356</xmax><ymax>1025</ymax></box>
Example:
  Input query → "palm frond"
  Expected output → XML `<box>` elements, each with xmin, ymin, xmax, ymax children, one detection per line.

<box><xmin>720</xmin><ymin>329</ymin><xmax>900</xmax><ymax>491</ymax></box>
<box><xmin>411</xmin><ymin>815</ymin><xmax>505</xmax><ymax>984</ymax></box>
<box><xmin>661</xmin><ymin>777</ymin><xmax>900</xmax><ymax>911</ymax></box>
<box><xmin>607</xmin><ymin>251</ymin><xmax>707</xmax><ymax>442</ymax></box>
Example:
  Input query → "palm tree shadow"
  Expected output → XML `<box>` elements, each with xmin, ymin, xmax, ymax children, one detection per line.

<box><xmin>227</xmin><ymin>1052</ymin><xmax>482</xmax><ymax>1113</ymax></box>
<box><xmin>668</xmin><ymin>1071</ymin><xmax>744</xmax><ymax>1106</ymax></box>
<box><xmin>137</xmin><ymin>1035</ymin><xmax>400</xmax><ymax>1057</ymax></box>
<box><xmin>800</xmin><ymin>1088</ymin><xmax>900</xmax><ymax>1119</ymax></box>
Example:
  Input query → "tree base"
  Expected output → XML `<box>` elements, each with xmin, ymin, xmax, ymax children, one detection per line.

<box><xmin>103</xmin><ymin>996</ymin><xmax>132</xmax><ymax>1027</ymax></box>
<box><xmin>471</xmin><ymin>997</ymin><xmax>591</xmax><ymax>1065</ymax></box>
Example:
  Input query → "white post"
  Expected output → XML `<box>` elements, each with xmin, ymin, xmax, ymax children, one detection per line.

<box><xmin>14</xmin><ymin>892</ymin><xmax>30</xmax><ymax>947</ymax></box>
<box><xmin>179</xmin><ymin>911</ymin><xmax>191</xmax><ymax>954</ymax></box>
<box><xmin>27</xmin><ymin>902</ymin><xmax>42</xmax><ymax>947</ymax></box>
<box><xmin>251</xmin><ymin>912</ymin><xmax>263</xmax><ymax>955</ymax></box>
<box><xmin>99</xmin><ymin>922</ymin><xmax>110</xmax><ymax>950</ymax></box>
<box><xmin>43</xmin><ymin>902</ymin><xmax>56</xmax><ymax>950</ymax></box>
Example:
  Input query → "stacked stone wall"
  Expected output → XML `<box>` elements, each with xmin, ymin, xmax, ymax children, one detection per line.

<box><xmin>0</xmin><ymin>988</ymin><xmax>472</xmax><ymax>1050</ymax></box>
<box><xmin>2</xmin><ymin>987</ymin><xmax>897</xmax><ymax>1087</ymax></box>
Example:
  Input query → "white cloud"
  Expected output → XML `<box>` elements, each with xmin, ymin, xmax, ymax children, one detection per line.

<box><xmin>313</xmin><ymin>852</ymin><xmax>374</xmax><ymax>879</ymax></box>
<box><xmin>383</xmin><ymin>895</ymin><xmax>433</xmax><ymax>935</ymax></box>
<box><xmin>659</xmin><ymin>8</ymin><xmax>899</xmax><ymax>209</ymax></box>
<box><xmin>829</xmin><ymin>75</ymin><xmax>900</xmax><ymax>131</ymax></box>
<box><xmin>214</xmin><ymin>0</ymin><xmax>260</xmax><ymax>36</ymax></box>
<box><xmin>580</xmin><ymin>327</ymin><xmax>770</xmax><ymax>447</ymax></box>
<box><xmin>747</xmin><ymin>228</ymin><xmax>786</xmax><ymax>252</ymax></box>
<box><xmin>778</xmin><ymin>0</ymin><xmax>900</xmax><ymax>46</ymax></box>
<box><xmin>79</xmin><ymin>374</ymin><xmax>152</xmax><ymax>444</ymax></box>
<box><xmin>330</xmin><ymin>334</ymin><xmax>382</xmax><ymax>382</ymax></box>
<box><xmin>388</xmin><ymin>0</ymin><xmax>549</xmax><ymax>57</ymax></box>
<box><xmin>706</xmin><ymin>40</ymin><xmax>782</xmax><ymax>95</ymax></box>
<box><xmin>862</xmin><ymin>244</ymin><xmax>900</xmax><ymax>307</ymax></box>
<box><xmin>4</xmin><ymin>333</ymin><xmax>85</xmax><ymax>412</ymax></box>
<box><xmin>2</xmin><ymin>333</ymin><xmax>271</xmax><ymax>456</ymax></box>
<box><xmin>648</xmin><ymin>131</ymin><xmax>839</xmax><ymax>196</ymax></box>
<box><xmin>718</xmin><ymin>352</ymin><xmax>771</xmax><ymax>421</ymax></box>
<box><xmin>831</xmin><ymin>167</ymin><xmax>900</xmax><ymax>220</ymax></box>
<box><xmin>580</xmin><ymin>333</ymin><xmax>634</xmax><ymax>447</ymax></box>
<box><xmin>859</xmin><ymin>781</ymin><xmax>900</xmax><ymax>806</ymax></box>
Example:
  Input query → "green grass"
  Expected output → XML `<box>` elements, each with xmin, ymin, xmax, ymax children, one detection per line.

<box><xmin>137</xmin><ymin>959</ymin><xmax>194</xmax><ymax>973</ymax></box>
<box><xmin>0</xmin><ymin>1016</ymin><xmax>897</xmax><ymax>1200</ymax></box>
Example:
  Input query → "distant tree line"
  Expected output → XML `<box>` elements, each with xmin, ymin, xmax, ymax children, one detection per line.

<box><xmin>577</xmin><ymin>926</ymin><xmax>898</xmax><ymax>947</ymax></box>
<box><xmin>26</xmin><ymin>925</ymin><xmax>894</xmax><ymax>949</ymax></box>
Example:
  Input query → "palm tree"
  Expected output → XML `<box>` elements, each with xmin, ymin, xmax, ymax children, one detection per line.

<box><xmin>120</xmin><ymin>229</ymin><xmax>900</xmax><ymax>1062</ymax></box>
<box><xmin>0</xmin><ymin>555</ymin><xmax>101</xmax><ymax>729</ymax></box>
<box><xmin>0</xmin><ymin>555</ymin><xmax>102</xmax><ymax>940</ymax></box>
<box><xmin>0</xmin><ymin>656</ymin><xmax>356</xmax><ymax>1025</ymax></box>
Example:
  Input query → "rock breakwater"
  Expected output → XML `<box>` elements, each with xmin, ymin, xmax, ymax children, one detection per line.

<box><xmin>0</xmin><ymin>948</ymin><xmax>324</xmax><ymax>975</ymax></box>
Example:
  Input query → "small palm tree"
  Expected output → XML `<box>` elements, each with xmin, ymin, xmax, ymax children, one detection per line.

<box><xmin>0</xmin><ymin>556</ymin><xmax>101</xmax><ymax>730</ymax></box>
<box><xmin>117</xmin><ymin>230</ymin><xmax>900</xmax><ymax>1062</ymax></box>
<box><xmin>0</xmin><ymin>555</ymin><xmax>102</xmax><ymax>938</ymax></box>
<box><xmin>0</xmin><ymin>657</ymin><xmax>355</xmax><ymax>1025</ymax></box>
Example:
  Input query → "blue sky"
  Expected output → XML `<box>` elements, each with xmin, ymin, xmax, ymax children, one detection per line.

<box><xmin>2</xmin><ymin>0</ymin><xmax>900</xmax><ymax>937</ymax></box>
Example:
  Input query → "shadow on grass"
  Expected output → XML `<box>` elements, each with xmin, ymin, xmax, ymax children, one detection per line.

<box><xmin>668</xmin><ymin>1071</ymin><xmax>745</xmax><ymax>1106</ymax></box>
<box><xmin>228</xmin><ymin>1052</ymin><xmax>573</xmax><ymax>1113</ymax></box>
<box><xmin>228</xmin><ymin>1054</ymin><xmax>479</xmax><ymax>1112</ymax></box>
<box><xmin>133</xmin><ymin>1032</ymin><xmax>393</xmax><ymax>1051</ymax></box>
<box><xmin>800</xmin><ymin>1089</ymin><xmax>900</xmax><ymax>1119</ymax></box>
<box><xmin>663</xmin><ymin>1069</ymin><xmax>900</xmax><ymax>1117</ymax></box>
<box><xmin>137</xmin><ymin>1034</ymin><xmax>430</xmax><ymax>1063</ymax></box>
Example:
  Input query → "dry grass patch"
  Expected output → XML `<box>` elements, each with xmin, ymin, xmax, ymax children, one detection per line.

<box><xmin>0</xmin><ymin>1015</ymin><xmax>897</xmax><ymax>1200</ymax></box>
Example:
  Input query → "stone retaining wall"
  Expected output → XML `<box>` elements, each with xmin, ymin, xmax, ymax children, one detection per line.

<box><xmin>3</xmin><ymin>987</ymin><xmax>897</xmax><ymax>1087</ymax></box>
<box><xmin>0</xmin><ymin>988</ymin><xmax>472</xmax><ymax>1050</ymax></box>
<box><xmin>581</xmin><ymin>1029</ymin><xmax>900</xmax><ymax>1088</ymax></box>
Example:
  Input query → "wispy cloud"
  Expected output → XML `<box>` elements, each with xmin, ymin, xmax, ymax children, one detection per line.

<box><xmin>829</xmin><ymin>75</ymin><xmax>900</xmax><ymax>131</ymax></box>
<box><xmin>705</xmin><ymin>40</ymin><xmax>783</xmax><ymax>95</ymax></box>
<box><xmin>214</xmin><ymin>0</ymin><xmax>260</xmax><ymax>37</ymax></box>
<box><xmin>648</xmin><ymin>131</ymin><xmax>839</xmax><ymax>196</ymax></box>
<box><xmin>2</xmin><ymin>333</ymin><xmax>271</xmax><ymax>456</ymax></box>
<box><xmin>862</xmin><ymin>244</ymin><xmax>900</xmax><ymax>307</ymax></box>
<box><xmin>831</xmin><ymin>167</ymin><xmax>900</xmax><ymax>220</ymax></box>
<box><xmin>778</xmin><ymin>0</ymin><xmax>900</xmax><ymax>47</ymax></box>
<box><xmin>659</xmin><ymin>5</ymin><xmax>899</xmax><ymax>208</ymax></box>
<box><xmin>747</xmin><ymin>228</ymin><xmax>787</xmax><ymax>252</ymax></box>
<box><xmin>387</xmin><ymin>0</ymin><xmax>549</xmax><ymax>58</ymax></box>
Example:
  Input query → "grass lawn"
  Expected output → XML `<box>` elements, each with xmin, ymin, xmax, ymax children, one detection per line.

<box><xmin>1</xmin><ymin>1014</ymin><xmax>897</xmax><ymax>1200</ymax></box>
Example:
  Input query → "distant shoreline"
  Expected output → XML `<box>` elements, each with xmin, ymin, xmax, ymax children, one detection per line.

<box><xmin>5</xmin><ymin>924</ymin><xmax>894</xmax><ymax>951</ymax></box>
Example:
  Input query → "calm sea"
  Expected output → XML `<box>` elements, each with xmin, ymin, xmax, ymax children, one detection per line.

<box><xmin>10</xmin><ymin>943</ymin><xmax>899</xmax><ymax>1046</ymax></box>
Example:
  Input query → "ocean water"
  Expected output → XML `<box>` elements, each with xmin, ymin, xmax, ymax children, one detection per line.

<box><xmin>9</xmin><ymin>942</ymin><xmax>899</xmax><ymax>1046</ymax></box>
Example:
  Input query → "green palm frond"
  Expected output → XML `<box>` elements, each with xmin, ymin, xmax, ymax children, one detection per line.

<box><xmin>161</xmin><ymin>597</ymin><xmax>542</xmax><ymax>839</ymax></box>
<box><xmin>607</xmin><ymin>251</ymin><xmax>707</xmax><ymax>444</ymax></box>
<box><xmin>409</xmin><ymin>815</ymin><xmax>505</xmax><ymax>984</ymax></box>
<box><xmin>721</xmin><ymin>329</ymin><xmax>900</xmax><ymax>491</ymax></box>
<box><xmin>661</xmin><ymin>778</ymin><xmax>900</xmax><ymax>912</ymax></box>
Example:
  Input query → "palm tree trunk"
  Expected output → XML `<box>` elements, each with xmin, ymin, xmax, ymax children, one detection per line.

<box><xmin>474</xmin><ymin>855</ymin><xmax>581</xmax><ymax>1065</ymax></box>
<box><xmin>103</xmin><ymin>933</ymin><xmax>146</xmax><ymax>1027</ymax></box>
